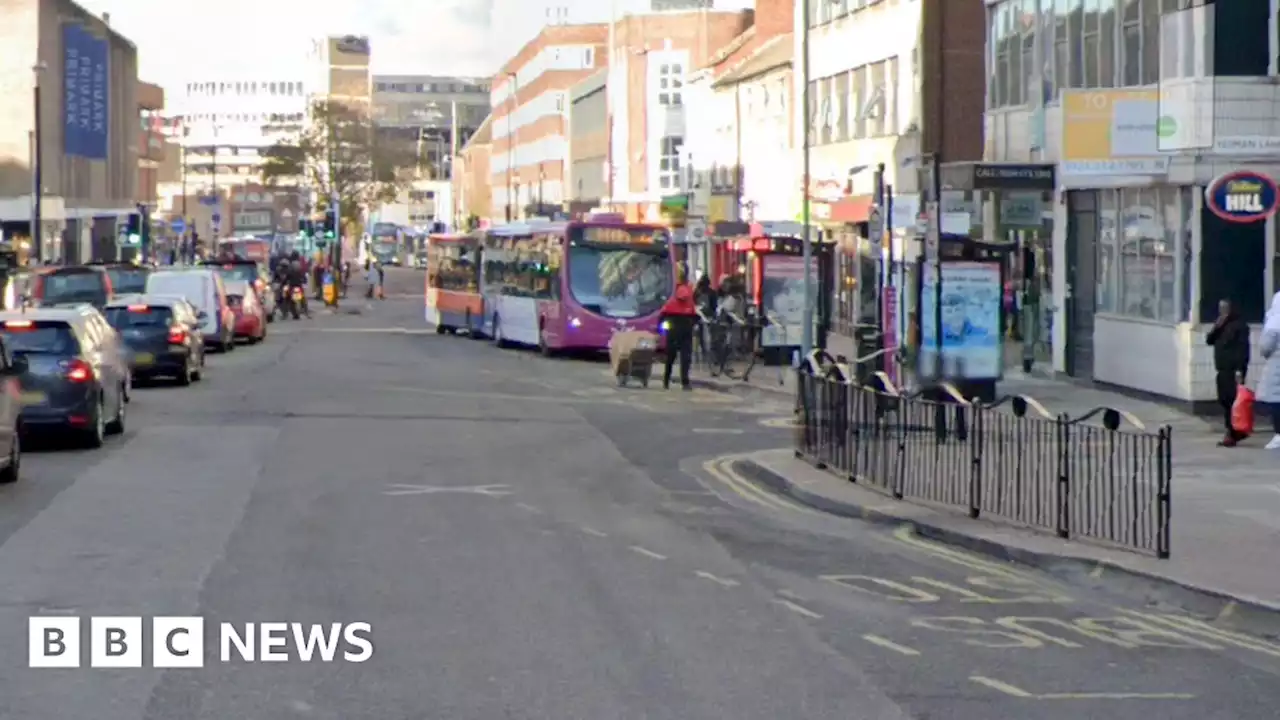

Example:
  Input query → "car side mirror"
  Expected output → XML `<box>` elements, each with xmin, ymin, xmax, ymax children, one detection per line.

<box><xmin>7</xmin><ymin>356</ymin><xmax>28</xmax><ymax>374</ymax></box>
<box><xmin>197</xmin><ymin>311</ymin><xmax>208</xmax><ymax>322</ymax></box>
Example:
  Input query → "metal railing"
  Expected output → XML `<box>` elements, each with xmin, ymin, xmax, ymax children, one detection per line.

<box><xmin>793</xmin><ymin>353</ymin><xmax>1173</xmax><ymax>558</ymax></box>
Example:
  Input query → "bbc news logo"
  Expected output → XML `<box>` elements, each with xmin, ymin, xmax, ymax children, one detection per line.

<box><xmin>28</xmin><ymin>617</ymin><xmax>373</xmax><ymax>668</ymax></box>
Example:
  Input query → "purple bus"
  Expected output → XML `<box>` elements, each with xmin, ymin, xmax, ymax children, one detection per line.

<box><xmin>473</xmin><ymin>219</ymin><xmax>675</xmax><ymax>353</ymax></box>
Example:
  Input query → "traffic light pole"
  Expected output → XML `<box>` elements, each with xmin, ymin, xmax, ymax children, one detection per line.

<box><xmin>329</xmin><ymin>191</ymin><xmax>341</xmax><ymax>307</ymax></box>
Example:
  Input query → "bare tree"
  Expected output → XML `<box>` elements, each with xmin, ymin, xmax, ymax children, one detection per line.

<box><xmin>261</xmin><ymin>99</ymin><xmax>416</xmax><ymax>227</ymax></box>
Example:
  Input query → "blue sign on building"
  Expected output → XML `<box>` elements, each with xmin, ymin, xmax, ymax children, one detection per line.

<box><xmin>1205</xmin><ymin>171</ymin><xmax>1280</xmax><ymax>224</ymax></box>
<box><xmin>62</xmin><ymin>23</ymin><xmax>109</xmax><ymax>160</ymax></box>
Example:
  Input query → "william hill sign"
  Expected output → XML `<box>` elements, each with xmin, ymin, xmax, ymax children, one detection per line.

<box><xmin>1205</xmin><ymin>170</ymin><xmax>1279</xmax><ymax>223</ymax></box>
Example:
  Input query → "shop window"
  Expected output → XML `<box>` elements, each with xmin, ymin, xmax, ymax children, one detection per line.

<box><xmin>1098</xmin><ymin>187</ymin><xmax>1184</xmax><ymax>322</ymax></box>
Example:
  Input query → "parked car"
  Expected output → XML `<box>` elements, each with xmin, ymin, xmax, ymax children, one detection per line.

<box><xmin>202</xmin><ymin>259</ymin><xmax>274</xmax><ymax>322</ymax></box>
<box><xmin>89</xmin><ymin>262</ymin><xmax>151</xmax><ymax>295</ymax></box>
<box><xmin>102</xmin><ymin>294</ymin><xmax>206</xmax><ymax>386</ymax></box>
<box><xmin>0</xmin><ymin>335</ymin><xmax>26</xmax><ymax>482</ymax></box>
<box><xmin>224</xmin><ymin>281</ymin><xmax>267</xmax><ymax>344</ymax></box>
<box><xmin>0</xmin><ymin>305</ymin><xmax>130</xmax><ymax>447</ymax></box>
<box><xmin>145</xmin><ymin>269</ymin><xmax>236</xmax><ymax>352</ymax></box>
<box><xmin>18</xmin><ymin>266</ymin><xmax>114</xmax><ymax>309</ymax></box>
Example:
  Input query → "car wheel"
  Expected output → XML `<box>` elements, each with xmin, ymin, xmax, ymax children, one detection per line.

<box><xmin>83</xmin><ymin>397</ymin><xmax>106</xmax><ymax>449</ymax></box>
<box><xmin>0</xmin><ymin>431</ymin><xmax>20</xmax><ymax>484</ymax></box>
<box><xmin>191</xmin><ymin>357</ymin><xmax>203</xmax><ymax>382</ymax></box>
<box><xmin>105</xmin><ymin>388</ymin><xmax>126</xmax><ymax>436</ymax></box>
<box><xmin>177</xmin><ymin>357</ymin><xmax>193</xmax><ymax>386</ymax></box>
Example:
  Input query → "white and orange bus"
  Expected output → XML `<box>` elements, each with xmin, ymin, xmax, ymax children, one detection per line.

<box><xmin>424</xmin><ymin>232</ymin><xmax>484</xmax><ymax>334</ymax></box>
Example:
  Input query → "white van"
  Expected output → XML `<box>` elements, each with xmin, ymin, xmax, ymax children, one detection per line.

<box><xmin>145</xmin><ymin>269</ymin><xmax>236</xmax><ymax>351</ymax></box>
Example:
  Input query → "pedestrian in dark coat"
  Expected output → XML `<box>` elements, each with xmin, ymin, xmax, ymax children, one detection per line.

<box><xmin>1207</xmin><ymin>298</ymin><xmax>1251</xmax><ymax>446</ymax></box>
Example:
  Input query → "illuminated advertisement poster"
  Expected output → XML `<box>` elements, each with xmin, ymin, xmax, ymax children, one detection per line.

<box><xmin>919</xmin><ymin>262</ymin><xmax>1002</xmax><ymax>380</ymax></box>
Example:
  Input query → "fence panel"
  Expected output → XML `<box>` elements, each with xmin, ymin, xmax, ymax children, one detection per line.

<box><xmin>792</xmin><ymin>367</ymin><xmax>1173</xmax><ymax>558</ymax></box>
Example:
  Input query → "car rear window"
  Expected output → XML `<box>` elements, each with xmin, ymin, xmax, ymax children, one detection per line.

<box><xmin>208</xmin><ymin>263</ymin><xmax>258</xmax><ymax>286</ymax></box>
<box><xmin>104</xmin><ymin>305</ymin><xmax>174</xmax><ymax>328</ymax></box>
<box><xmin>226</xmin><ymin>294</ymin><xmax>243</xmax><ymax>307</ymax></box>
<box><xmin>105</xmin><ymin>268</ymin><xmax>149</xmax><ymax>294</ymax></box>
<box><xmin>0</xmin><ymin>320</ymin><xmax>80</xmax><ymax>355</ymax></box>
<box><xmin>41</xmin><ymin>272</ymin><xmax>106</xmax><ymax>303</ymax></box>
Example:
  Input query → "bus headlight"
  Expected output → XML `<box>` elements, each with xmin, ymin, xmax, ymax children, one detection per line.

<box><xmin>569</xmin><ymin>316</ymin><xmax>582</xmax><ymax>328</ymax></box>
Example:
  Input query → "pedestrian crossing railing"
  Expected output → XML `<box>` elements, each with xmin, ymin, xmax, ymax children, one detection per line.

<box><xmin>792</xmin><ymin>356</ymin><xmax>1173</xmax><ymax>559</ymax></box>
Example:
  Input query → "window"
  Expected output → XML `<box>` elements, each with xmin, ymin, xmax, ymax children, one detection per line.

<box><xmin>818</xmin><ymin>77</ymin><xmax>832</xmax><ymax>144</ymax></box>
<box><xmin>1020</xmin><ymin>0</ymin><xmax>1036</xmax><ymax>100</ymax></box>
<box><xmin>658</xmin><ymin>136</ymin><xmax>683</xmax><ymax>190</ymax></box>
<box><xmin>1096</xmin><ymin>186</ymin><xmax>1186</xmax><ymax>322</ymax></box>
<box><xmin>584</xmin><ymin>48</ymin><xmax>594</xmax><ymax>66</ymax></box>
<box><xmin>1055</xmin><ymin>0</ymin><xmax>1070</xmax><ymax>95</ymax></box>
<box><xmin>807</xmin><ymin>79</ymin><xmax>820</xmax><ymax>144</ymax></box>
<box><xmin>865</xmin><ymin>62</ymin><xmax>886</xmax><ymax>135</ymax></box>
<box><xmin>834</xmin><ymin>71</ymin><xmax>850</xmax><ymax>143</ymax></box>
<box><xmin>1099</xmin><ymin>0</ymin><xmax>1117</xmax><ymax>87</ymax></box>
<box><xmin>1120</xmin><ymin>0</ymin><xmax>1140</xmax><ymax>86</ymax></box>
<box><xmin>991</xmin><ymin>3</ymin><xmax>1009</xmax><ymax>107</ymax></box>
<box><xmin>1082</xmin><ymin>0</ymin><xmax>1099</xmax><ymax>87</ymax></box>
<box><xmin>851</xmin><ymin>66</ymin><xmax>866</xmax><ymax>138</ymax></box>
<box><xmin>658</xmin><ymin>63</ymin><xmax>684</xmax><ymax>105</ymax></box>
<box><xmin>1140</xmin><ymin>0</ymin><xmax>1160</xmax><ymax>84</ymax></box>
<box><xmin>886</xmin><ymin>56</ymin><xmax>898</xmax><ymax>134</ymax></box>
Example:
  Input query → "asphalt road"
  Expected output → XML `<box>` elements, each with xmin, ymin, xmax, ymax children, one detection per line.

<box><xmin>0</xmin><ymin>278</ymin><xmax>1276</xmax><ymax>719</ymax></box>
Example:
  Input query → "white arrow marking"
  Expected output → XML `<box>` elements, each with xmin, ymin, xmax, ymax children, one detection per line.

<box><xmin>382</xmin><ymin>484</ymin><xmax>513</xmax><ymax>497</ymax></box>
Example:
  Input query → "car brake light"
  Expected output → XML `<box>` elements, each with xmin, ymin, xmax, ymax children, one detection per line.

<box><xmin>4</xmin><ymin>320</ymin><xmax>33</xmax><ymax>329</ymax></box>
<box><xmin>167</xmin><ymin>326</ymin><xmax>186</xmax><ymax>344</ymax></box>
<box><xmin>64</xmin><ymin>359</ymin><xmax>93</xmax><ymax>382</ymax></box>
<box><xmin>127</xmin><ymin>305</ymin><xmax>149</xmax><ymax>312</ymax></box>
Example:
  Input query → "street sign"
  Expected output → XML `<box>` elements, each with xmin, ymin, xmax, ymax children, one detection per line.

<box><xmin>924</xmin><ymin>201</ymin><xmax>940</xmax><ymax>263</ymax></box>
<box><xmin>687</xmin><ymin>218</ymin><xmax>706</xmax><ymax>243</ymax></box>
<box><xmin>169</xmin><ymin>217</ymin><xmax>185</xmax><ymax>233</ymax></box>
<box><xmin>868</xmin><ymin>207</ymin><xmax>883</xmax><ymax>244</ymax></box>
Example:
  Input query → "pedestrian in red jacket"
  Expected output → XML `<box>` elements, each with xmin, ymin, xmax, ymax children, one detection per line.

<box><xmin>660</xmin><ymin>267</ymin><xmax>698</xmax><ymax>390</ymax></box>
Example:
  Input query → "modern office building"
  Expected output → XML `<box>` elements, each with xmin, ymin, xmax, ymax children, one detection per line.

<box><xmin>983</xmin><ymin>0</ymin><xmax>1280</xmax><ymax>408</ymax></box>
<box><xmin>308</xmin><ymin>35</ymin><xmax>372</xmax><ymax>107</ymax></box>
<box><xmin>372</xmin><ymin>75</ymin><xmax>490</xmax><ymax>180</ymax></box>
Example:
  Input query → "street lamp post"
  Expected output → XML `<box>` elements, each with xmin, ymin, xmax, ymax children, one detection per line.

<box><xmin>31</xmin><ymin>62</ymin><xmax>46</xmax><ymax>265</ymax></box>
<box><xmin>506</xmin><ymin>71</ymin><xmax>517</xmax><ymax>222</ymax></box>
<box><xmin>799</xmin><ymin>0</ymin><xmax>814</xmax><ymax>357</ymax></box>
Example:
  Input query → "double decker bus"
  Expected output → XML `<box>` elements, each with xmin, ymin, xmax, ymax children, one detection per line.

<box><xmin>424</xmin><ymin>233</ymin><xmax>483</xmax><ymax>333</ymax></box>
<box><xmin>474</xmin><ymin>218</ymin><xmax>674</xmax><ymax>353</ymax></box>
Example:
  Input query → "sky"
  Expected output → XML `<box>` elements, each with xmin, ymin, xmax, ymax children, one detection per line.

<box><xmin>74</xmin><ymin>0</ymin><xmax>514</xmax><ymax>89</ymax></box>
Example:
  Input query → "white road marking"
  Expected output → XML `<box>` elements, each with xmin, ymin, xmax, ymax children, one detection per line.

<box><xmin>580</xmin><ymin>526</ymin><xmax>608</xmax><ymax>537</ymax></box>
<box><xmin>629</xmin><ymin>546</ymin><xmax>667</xmax><ymax>560</ymax></box>
<box><xmin>692</xmin><ymin>428</ymin><xmax>745</xmax><ymax>434</ymax></box>
<box><xmin>694</xmin><ymin>571</ymin><xmax>740</xmax><ymax>587</ymax></box>
<box><xmin>774</xmin><ymin>598</ymin><xmax>823</xmax><ymax>619</ymax></box>
<box><xmin>515</xmin><ymin>502</ymin><xmax>542</xmax><ymax>514</ymax></box>
<box><xmin>382</xmin><ymin>484</ymin><xmax>513</xmax><ymax>497</ymax></box>
<box><xmin>862</xmin><ymin>634</ymin><xmax>921</xmax><ymax>656</ymax></box>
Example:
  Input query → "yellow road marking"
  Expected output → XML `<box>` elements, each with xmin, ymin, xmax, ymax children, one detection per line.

<box><xmin>970</xmin><ymin>675</ymin><xmax>1194</xmax><ymax>700</ymax></box>
<box><xmin>862</xmin><ymin>634</ymin><xmax>921</xmax><ymax>656</ymax></box>
<box><xmin>889</xmin><ymin>524</ymin><xmax>1030</xmax><ymax>581</ymax></box>
<box><xmin>702</xmin><ymin>456</ymin><xmax>827</xmax><ymax>517</ymax></box>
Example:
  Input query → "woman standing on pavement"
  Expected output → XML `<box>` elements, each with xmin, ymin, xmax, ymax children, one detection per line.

<box><xmin>659</xmin><ymin>266</ymin><xmax>698</xmax><ymax>391</ymax></box>
<box><xmin>1257</xmin><ymin>291</ymin><xmax>1280</xmax><ymax>450</ymax></box>
<box><xmin>1207</xmin><ymin>298</ymin><xmax>1251</xmax><ymax>446</ymax></box>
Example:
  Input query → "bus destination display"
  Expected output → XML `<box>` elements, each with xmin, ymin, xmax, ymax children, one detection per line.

<box><xmin>579</xmin><ymin>226</ymin><xmax>668</xmax><ymax>245</ymax></box>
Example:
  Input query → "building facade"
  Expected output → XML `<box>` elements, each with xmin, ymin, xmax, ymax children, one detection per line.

<box><xmin>453</xmin><ymin>114</ymin><xmax>493</xmax><ymax>228</ymax></box>
<box><xmin>491</xmin><ymin>24</ymin><xmax>608</xmax><ymax>221</ymax></box>
<box><xmin>605</xmin><ymin>9</ymin><xmax>755</xmax><ymax>222</ymax></box>
<box><xmin>984</xmin><ymin>0</ymin><xmax>1280</xmax><ymax>408</ymax></box>
<box><xmin>372</xmin><ymin>75</ymin><xmax>490</xmax><ymax>180</ymax></box>
<box><xmin>309</xmin><ymin>35</ymin><xmax>371</xmax><ymax>107</ymax></box>
<box><xmin>0</xmin><ymin>0</ymin><xmax>140</xmax><ymax>261</ymax></box>
<box><xmin>567</xmin><ymin>69</ymin><xmax>607</xmax><ymax>214</ymax></box>
<box><xmin>172</xmin><ymin>76</ymin><xmax>308</xmax><ymax>195</ymax></box>
<box><xmin>136</xmin><ymin>81</ymin><xmax>165</xmax><ymax>208</ymax></box>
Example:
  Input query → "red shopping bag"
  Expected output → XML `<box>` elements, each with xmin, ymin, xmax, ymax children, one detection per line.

<box><xmin>1233</xmin><ymin>384</ymin><xmax>1256</xmax><ymax>436</ymax></box>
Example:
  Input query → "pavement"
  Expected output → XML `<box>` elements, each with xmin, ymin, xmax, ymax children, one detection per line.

<box><xmin>0</xmin><ymin>266</ymin><xmax>1275</xmax><ymax>719</ymax></box>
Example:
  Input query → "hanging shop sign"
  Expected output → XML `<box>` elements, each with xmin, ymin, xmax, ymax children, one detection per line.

<box><xmin>1204</xmin><ymin>170</ymin><xmax>1280</xmax><ymax>223</ymax></box>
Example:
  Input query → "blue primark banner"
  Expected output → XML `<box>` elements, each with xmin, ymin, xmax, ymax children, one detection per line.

<box><xmin>62</xmin><ymin>23</ymin><xmax>109</xmax><ymax>159</ymax></box>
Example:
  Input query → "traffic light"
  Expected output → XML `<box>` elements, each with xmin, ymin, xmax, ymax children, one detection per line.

<box><xmin>298</xmin><ymin>219</ymin><xmax>313</xmax><ymax>238</ymax></box>
<box><xmin>322</xmin><ymin>211</ymin><xmax>336</xmax><ymax>240</ymax></box>
<box><xmin>124</xmin><ymin>213</ymin><xmax>142</xmax><ymax>245</ymax></box>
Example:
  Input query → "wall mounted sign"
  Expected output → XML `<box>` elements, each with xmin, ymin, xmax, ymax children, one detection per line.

<box><xmin>1204</xmin><ymin>171</ymin><xmax>1279</xmax><ymax>223</ymax></box>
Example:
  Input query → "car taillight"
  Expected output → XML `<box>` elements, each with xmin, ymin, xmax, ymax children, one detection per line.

<box><xmin>167</xmin><ymin>326</ymin><xmax>186</xmax><ymax>344</ymax></box>
<box><xmin>254</xmin><ymin>279</ymin><xmax>264</xmax><ymax>292</ymax></box>
<box><xmin>63</xmin><ymin>359</ymin><xmax>93</xmax><ymax>383</ymax></box>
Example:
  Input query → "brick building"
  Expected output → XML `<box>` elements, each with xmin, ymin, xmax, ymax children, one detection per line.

<box><xmin>605</xmin><ymin>8</ymin><xmax>754</xmax><ymax>222</ymax></box>
<box><xmin>490</xmin><ymin>24</ymin><xmax>608</xmax><ymax>221</ymax></box>
<box><xmin>453</xmin><ymin>113</ymin><xmax>493</xmax><ymax>228</ymax></box>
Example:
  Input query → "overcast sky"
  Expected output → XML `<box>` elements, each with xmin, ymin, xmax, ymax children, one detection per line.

<box><xmin>74</xmin><ymin>0</ymin><xmax>512</xmax><ymax>87</ymax></box>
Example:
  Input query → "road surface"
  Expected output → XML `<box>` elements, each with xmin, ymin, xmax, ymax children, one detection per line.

<box><xmin>0</xmin><ymin>283</ymin><xmax>1275</xmax><ymax>720</ymax></box>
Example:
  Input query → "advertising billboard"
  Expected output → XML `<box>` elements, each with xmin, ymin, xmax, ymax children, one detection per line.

<box><xmin>62</xmin><ymin>23</ymin><xmax>110</xmax><ymax>159</ymax></box>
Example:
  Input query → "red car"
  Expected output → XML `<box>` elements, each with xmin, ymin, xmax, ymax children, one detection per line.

<box><xmin>225</xmin><ymin>281</ymin><xmax>267</xmax><ymax>344</ymax></box>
